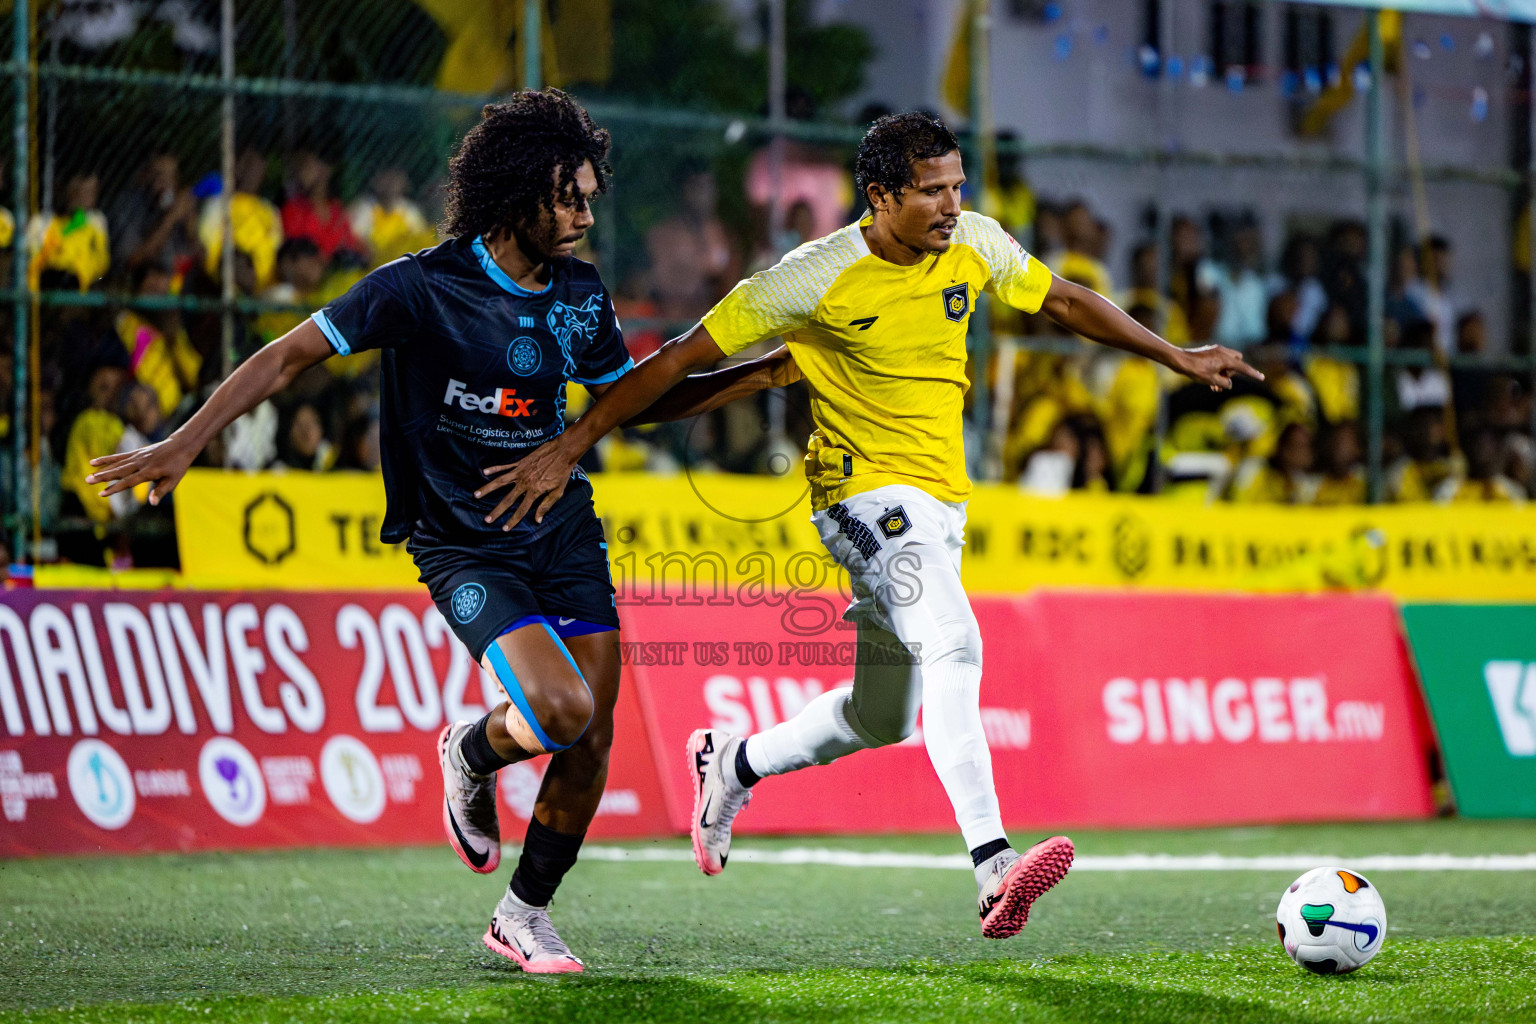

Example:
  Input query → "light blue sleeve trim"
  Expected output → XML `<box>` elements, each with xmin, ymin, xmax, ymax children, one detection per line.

<box><xmin>572</xmin><ymin>356</ymin><xmax>634</xmax><ymax>386</ymax></box>
<box><xmin>485</xmin><ymin>642</ymin><xmax>565</xmax><ymax>752</ymax></box>
<box><xmin>310</xmin><ymin>310</ymin><xmax>351</xmax><ymax>356</ymax></box>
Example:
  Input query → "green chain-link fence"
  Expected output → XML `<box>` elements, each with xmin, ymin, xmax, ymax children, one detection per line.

<box><xmin>5</xmin><ymin>0</ymin><xmax>1536</xmax><ymax>568</ymax></box>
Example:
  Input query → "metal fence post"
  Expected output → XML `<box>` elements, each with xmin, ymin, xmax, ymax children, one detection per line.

<box><xmin>969</xmin><ymin>0</ymin><xmax>995</xmax><ymax>475</ymax></box>
<box><xmin>220</xmin><ymin>0</ymin><xmax>237</xmax><ymax>388</ymax></box>
<box><xmin>1365</xmin><ymin>12</ymin><xmax>1388</xmax><ymax>504</ymax></box>
<box><xmin>10</xmin><ymin>0</ymin><xmax>28</xmax><ymax>562</ymax></box>
<box><xmin>766</xmin><ymin>0</ymin><xmax>787</xmax><ymax>448</ymax></box>
<box><xmin>524</xmin><ymin>0</ymin><xmax>542</xmax><ymax>91</ymax></box>
<box><xmin>766</xmin><ymin>0</ymin><xmax>785</xmax><ymax>243</ymax></box>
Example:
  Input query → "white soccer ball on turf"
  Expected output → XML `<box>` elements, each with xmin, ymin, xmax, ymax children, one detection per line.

<box><xmin>1276</xmin><ymin>866</ymin><xmax>1387</xmax><ymax>974</ymax></box>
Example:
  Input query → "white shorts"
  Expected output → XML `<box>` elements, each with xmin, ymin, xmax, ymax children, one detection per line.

<box><xmin>812</xmin><ymin>484</ymin><xmax>974</xmax><ymax>661</ymax></box>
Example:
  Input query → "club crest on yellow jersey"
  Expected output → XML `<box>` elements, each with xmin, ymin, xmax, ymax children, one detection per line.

<box><xmin>942</xmin><ymin>283</ymin><xmax>970</xmax><ymax>322</ymax></box>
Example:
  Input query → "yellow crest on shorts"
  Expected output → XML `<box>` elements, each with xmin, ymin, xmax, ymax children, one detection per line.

<box><xmin>879</xmin><ymin>506</ymin><xmax>912</xmax><ymax>539</ymax></box>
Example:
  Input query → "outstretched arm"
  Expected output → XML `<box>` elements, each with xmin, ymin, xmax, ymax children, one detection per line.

<box><xmin>85</xmin><ymin>319</ymin><xmax>335</xmax><ymax>503</ymax></box>
<box><xmin>477</xmin><ymin>322</ymin><xmax>741</xmax><ymax>528</ymax></box>
<box><xmin>622</xmin><ymin>344</ymin><xmax>799</xmax><ymax>426</ymax></box>
<box><xmin>1039</xmin><ymin>276</ymin><xmax>1261</xmax><ymax>391</ymax></box>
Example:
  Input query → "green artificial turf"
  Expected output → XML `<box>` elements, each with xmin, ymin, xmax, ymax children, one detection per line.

<box><xmin>2</xmin><ymin>821</ymin><xmax>1533</xmax><ymax>1023</ymax></box>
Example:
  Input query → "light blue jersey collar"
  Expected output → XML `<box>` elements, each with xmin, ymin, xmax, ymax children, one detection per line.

<box><xmin>472</xmin><ymin>235</ymin><xmax>553</xmax><ymax>297</ymax></box>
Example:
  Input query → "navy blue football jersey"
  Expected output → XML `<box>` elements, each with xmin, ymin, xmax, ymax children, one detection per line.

<box><xmin>311</xmin><ymin>235</ymin><xmax>633</xmax><ymax>544</ymax></box>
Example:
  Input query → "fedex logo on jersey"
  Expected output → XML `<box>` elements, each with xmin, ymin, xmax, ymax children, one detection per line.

<box><xmin>443</xmin><ymin>379</ymin><xmax>535</xmax><ymax>418</ymax></box>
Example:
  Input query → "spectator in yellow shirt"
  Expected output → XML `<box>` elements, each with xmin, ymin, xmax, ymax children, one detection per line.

<box><xmin>1305</xmin><ymin>302</ymin><xmax>1361</xmax><ymax>424</ymax></box>
<box><xmin>28</xmin><ymin>172</ymin><xmax>110</xmax><ymax>290</ymax></box>
<box><xmin>1249</xmin><ymin>336</ymin><xmax>1317</xmax><ymax>429</ymax></box>
<box><xmin>1436</xmin><ymin>427</ymin><xmax>1526</xmax><ymax>504</ymax></box>
<box><xmin>1389</xmin><ymin>406</ymin><xmax>1461</xmax><ymax>501</ymax></box>
<box><xmin>199</xmin><ymin>147</ymin><xmax>284</xmax><ymax>289</ymax></box>
<box><xmin>1229</xmin><ymin>421</ymin><xmax>1317</xmax><ymax>504</ymax></box>
<box><xmin>348</xmin><ymin>167</ymin><xmax>434</xmax><ymax>266</ymax></box>
<box><xmin>1313</xmin><ymin>421</ymin><xmax>1367</xmax><ymax>505</ymax></box>
<box><xmin>1095</xmin><ymin>303</ymin><xmax>1168</xmax><ymax>491</ymax></box>
<box><xmin>114</xmin><ymin>264</ymin><xmax>202</xmax><ymax>418</ymax></box>
<box><xmin>1123</xmin><ymin>242</ymin><xmax>1190</xmax><ymax>346</ymax></box>
<box><xmin>1169</xmin><ymin>214</ymin><xmax>1219</xmax><ymax>342</ymax></box>
<box><xmin>1047</xmin><ymin>200</ymin><xmax>1113</xmax><ymax>297</ymax></box>
<box><xmin>62</xmin><ymin>366</ymin><xmax>128</xmax><ymax>526</ymax></box>
<box><xmin>983</xmin><ymin>133</ymin><xmax>1035</xmax><ymax>243</ymax></box>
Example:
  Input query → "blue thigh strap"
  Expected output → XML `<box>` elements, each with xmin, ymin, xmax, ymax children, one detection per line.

<box><xmin>484</xmin><ymin>623</ymin><xmax>591</xmax><ymax>753</ymax></box>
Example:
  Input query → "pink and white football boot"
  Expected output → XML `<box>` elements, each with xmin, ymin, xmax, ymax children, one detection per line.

<box><xmin>483</xmin><ymin>889</ymin><xmax>584</xmax><ymax>974</ymax></box>
<box><xmin>976</xmin><ymin>835</ymin><xmax>1075</xmax><ymax>939</ymax></box>
<box><xmin>687</xmin><ymin>728</ymin><xmax>753</xmax><ymax>876</ymax></box>
<box><xmin>438</xmin><ymin>721</ymin><xmax>501</xmax><ymax>874</ymax></box>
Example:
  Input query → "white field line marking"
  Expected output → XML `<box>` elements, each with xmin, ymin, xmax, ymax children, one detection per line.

<box><xmin>579</xmin><ymin>846</ymin><xmax>1536</xmax><ymax>872</ymax></box>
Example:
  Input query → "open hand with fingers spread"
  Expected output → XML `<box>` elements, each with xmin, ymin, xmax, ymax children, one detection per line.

<box><xmin>477</xmin><ymin>434</ymin><xmax>581</xmax><ymax>532</ymax></box>
<box><xmin>86</xmin><ymin>436</ymin><xmax>199</xmax><ymax>507</ymax></box>
<box><xmin>1173</xmin><ymin>344</ymin><xmax>1265</xmax><ymax>391</ymax></box>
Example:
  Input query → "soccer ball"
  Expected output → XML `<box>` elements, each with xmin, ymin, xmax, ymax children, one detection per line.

<box><xmin>1275</xmin><ymin>866</ymin><xmax>1387</xmax><ymax>974</ymax></box>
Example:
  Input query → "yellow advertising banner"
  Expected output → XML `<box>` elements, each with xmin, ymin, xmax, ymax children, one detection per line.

<box><xmin>174</xmin><ymin>469</ymin><xmax>420</xmax><ymax>590</ymax></box>
<box><xmin>172</xmin><ymin>468</ymin><xmax>1536</xmax><ymax>600</ymax></box>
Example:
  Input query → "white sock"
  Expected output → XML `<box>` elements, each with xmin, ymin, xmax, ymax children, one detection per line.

<box><xmin>743</xmin><ymin>687</ymin><xmax>869</xmax><ymax>777</ymax></box>
<box><xmin>499</xmin><ymin>887</ymin><xmax>541</xmax><ymax>914</ymax></box>
<box><xmin>921</xmin><ymin>661</ymin><xmax>1006</xmax><ymax>851</ymax></box>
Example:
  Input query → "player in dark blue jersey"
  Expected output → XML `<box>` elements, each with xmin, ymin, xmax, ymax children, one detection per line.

<box><xmin>88</xmin><ymin>89</ymin><xmax>797</xmax><ymax>973</ymax></box>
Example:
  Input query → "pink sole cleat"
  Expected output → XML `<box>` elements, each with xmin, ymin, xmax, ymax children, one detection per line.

<box><xmin>482</xmin><ymin>924</ymin><xmax>585</xmax><ymax>974</ymax></box>
<box><xmin>979</xmin><ymin>835</ymin><xmax>1075</xmax><ymax>939</ymax></box>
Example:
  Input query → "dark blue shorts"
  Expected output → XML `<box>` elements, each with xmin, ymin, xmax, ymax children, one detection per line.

<box><xmin>408</xmin><ymin>509</ymin><xmax>619</xmax><ymax>662</ymax></box>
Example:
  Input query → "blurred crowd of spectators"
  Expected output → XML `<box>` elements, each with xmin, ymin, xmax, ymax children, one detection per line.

<box><xmin>1</xmin><ymin>133</ymin><xmax>1530</xmax><ymax>569</ymax></box>
<box><xmin>0</xmin><ymin>147</ymin><xmax>433</xmax><ymax>566</ymax></box>
<box><xmin>998</xmin><ymin>170</ymin><xmax>1529</xmax><ymax>507</ymax></box>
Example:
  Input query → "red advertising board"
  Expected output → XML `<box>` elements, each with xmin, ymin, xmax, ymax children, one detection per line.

<box><xmin>0</xmin><ymin>588</ymin><xmax>1435</xmax><ymax>857</ymax></box>
<box><xmin>0</xmin><ymin>591</ymin><xmax>670</xmax><ymax>857</ymax></box>
<box><xmin>622</xmin><ymin>590</ymin><xmax>1437</xmax><ymax>833</ymax></box>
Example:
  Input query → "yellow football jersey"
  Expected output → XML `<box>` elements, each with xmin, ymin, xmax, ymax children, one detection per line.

<box><xmin>703</xmin><ymin>211</ymin><xmax>1053</xmax><ymax>509</ymax></box>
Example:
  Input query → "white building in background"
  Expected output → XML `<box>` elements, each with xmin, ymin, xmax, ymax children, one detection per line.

<box><xmin>803</xmin><ymin>0</ymin><xmax>1521</xmax><ymax>350</ymax></box>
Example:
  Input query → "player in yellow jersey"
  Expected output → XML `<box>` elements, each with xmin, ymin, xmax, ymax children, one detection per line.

<box><xmin>480</xmin><ymin>113</ymin><xmax>1261</xmax><ymax>939</ymax></box>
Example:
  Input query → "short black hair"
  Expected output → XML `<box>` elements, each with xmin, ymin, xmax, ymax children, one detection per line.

<box><xmin>854</xmin><ymin>111</ymin><xmax>959</xmax><ymax>208</ymax></box>
<box><xmin>443</xmin><ymin>88</ymin><xmax>611</xmax><ymax>240</ymax></box>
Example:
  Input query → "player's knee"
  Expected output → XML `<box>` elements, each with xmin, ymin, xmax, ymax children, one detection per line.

<box><xmin>567</xmin><ymin>702</ymin><xmax>614</xmax><ymax>759</ymax></box>
<box><xmin>536</xmin><ymin>680</ymin><xmax>596</xmax><ymax>750</ymax></box>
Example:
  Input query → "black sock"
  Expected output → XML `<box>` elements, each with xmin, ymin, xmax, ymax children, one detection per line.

<box><xmin>970</xmin><ymin>837</ymin><xmax>1011</xmax><ymax>867</ymax></box>
<box><xmin>734</xmin><ymin>739</ymin><xmax>761</xmax><ymax>789</ymax></box>
<box><xmin>459</xmin><ymin>714</ymin><xmax>512</xmax><ymax>776</ymax></box>
<box><xmin>509</xmin><ymin>816</ymin><xmax>586</xmax><ymax>907</ymax></box>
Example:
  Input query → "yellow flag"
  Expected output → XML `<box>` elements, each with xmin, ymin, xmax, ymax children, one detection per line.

<box><xmin>414</xmin><ymin>0</ymin><xmax>520</xmax><ymax>94</ymax></box>
<box><xmin>550</xmin><ymin>0</ymin><xmax>612</xmax><ymax>87</ymax></box>
<box><xmin>941</xmin><ymin>0</ymin><xmax>976</xmax><ymax>117</ymax></box>
<box><xmin>1300</xmin><ymin>10</ymin><xmax>1400</xmax><ymax>137</ymax></box>
<box><xmin>414</xmin><ymin>0</ymin><xmax>610</xmax><ymax>95</ymax></box>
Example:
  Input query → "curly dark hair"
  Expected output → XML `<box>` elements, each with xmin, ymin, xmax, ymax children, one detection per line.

<box><xmin>854</xmin><ymin>112</ymin><xmax>960</xmax><ymax>208</ymax></box>
<box><xmin>442</xmin><ymin>88</ymin><xmax>612</xmax><ymax>240</ymax></box>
